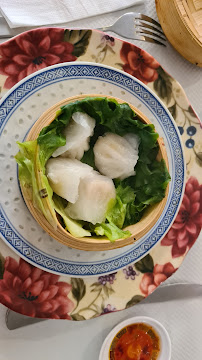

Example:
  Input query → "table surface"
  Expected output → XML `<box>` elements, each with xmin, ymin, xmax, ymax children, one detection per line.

<box><xmin>0</xmin><ymin>0</ymin><xmax>202</xmax><ymax>359</ymax></box>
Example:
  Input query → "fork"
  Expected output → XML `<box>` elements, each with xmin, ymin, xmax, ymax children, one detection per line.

<box><xmin>98</xmin><ymin>12</ymin><xmax>166</xmax><ymax>46</ymax></box>
<box><xmin>0</xmin><ymin>12</ymin><xmax>166</xmax><ymax>46</ymax></box>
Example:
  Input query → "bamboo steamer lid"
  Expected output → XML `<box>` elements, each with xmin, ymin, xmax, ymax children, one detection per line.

<box><xmin>22</xmin><ymin>94</ymin><xmax>169</xmax><ymax>251</ymax></box>
<box><xmin>156</xmin><ymin>0</ymin><xmax>202</xmax><ymax>66</ymax></box>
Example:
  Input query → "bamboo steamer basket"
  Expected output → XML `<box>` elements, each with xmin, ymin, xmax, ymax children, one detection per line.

<box><xmin>22</xmin><ymin>94</ymin><xmax>169</xmax><ymax>251</ymax></box>
<box><xmin>156</xmin><ymin>0</ymin><xmax>202</xmax><ymax>66</ymax></box>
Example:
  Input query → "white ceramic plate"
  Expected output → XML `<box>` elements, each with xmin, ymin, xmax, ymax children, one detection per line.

<box><xmin>0</xmin><ymin>62</ymin><xmax>185</xmax><ymax>276</ymax></box>
<box><xmin>99</xmin><ymin>316</ymin><xmax>171</xmax><ymax>360</ymax></box>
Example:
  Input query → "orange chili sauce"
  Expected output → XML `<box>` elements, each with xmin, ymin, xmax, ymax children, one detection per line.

<box><xmin>109</xmin><ymin>323</ymin><xmax>160</xmax><ymax>360</ymax></box>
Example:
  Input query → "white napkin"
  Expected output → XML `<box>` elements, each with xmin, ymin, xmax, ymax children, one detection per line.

<box><xmin>0</xmin><ymin>0</ymin><xmax>143</xmax><ymax>29</ymax></box>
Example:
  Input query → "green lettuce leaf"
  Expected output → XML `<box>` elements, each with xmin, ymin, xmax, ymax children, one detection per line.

<box><xmin>15</xmin><ymin>140</ymin><xmax>37</xmax><ymax>189</ymax></box>
<box><xmin>106</xmin><ymin>196</ymin><xmax>127</xmax><ymax>229</ymax></box>
<box><xmin>80</xmin><ymin>147</ymin><xmax>96</xmax><ymax>169</ymax></box>
<box><xmin>116</xmin><ymin>184</ymin><xmax>136</xmax><ymax>204</ymax></box>
<box><xmin>15</xmin><ymin>140</ymin><xmax>44</xmax><ymax>212</ymax></box>
<box><xmin>15</xmin><ymin>140</ymin><xmax>58</xmax><ymax>228</ymax></box>
<box><xmin>120</xmin><ymin>159</ymin><xmax>171</xmax><ymax>226</ymax></box>
<box><xmin>53</xmin><ymin>195</ymin><xmax>91</xmax><ymax>237</ymax></box>
<box><xmin>93</xmin><ymin>222</ymin><xmax>131</xmax><ymax>242</ymax></box>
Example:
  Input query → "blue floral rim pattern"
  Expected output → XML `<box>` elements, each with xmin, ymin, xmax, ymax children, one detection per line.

<box><xmin>0</xmin><ymin>63</ymin><xmax>185</xmax><ymax>276</ymax></box>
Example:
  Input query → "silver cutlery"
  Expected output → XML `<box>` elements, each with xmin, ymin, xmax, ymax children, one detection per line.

<box><xmin>98</xmin><ymin>12</ymin><xmax>167</xmax><ymax>46</ymax></box>
<box><xmin>0</xmin><ymin>12</ymin><xmax>166</xmax><ymax>46</ymax></box>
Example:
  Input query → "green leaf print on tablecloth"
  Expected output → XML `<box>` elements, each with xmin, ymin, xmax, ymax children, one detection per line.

<box><xmin>71</xmin><ymin>313</ymin><xmax>86</xmax><ymax>321</ymax></box>
<box><xmin>153</xmin><ymin>67</ymin><xmax>173</xmax><ymax>104</ymax></box>
<box><xmin>0</xmin><ymin>254</ymin><xmax>5</xmax><ymax>279</ymax></box>
<box><xmin>194</xmin><ymin>150</ymin><xmax>202</xmax><ymax>167</ymax></box>
<box><xmin>64</xmin><ymin>29</ymin><xmax>92</xmax><ymax>57</ymax></box>
<box><xmin>71</xmin><ymin>278</ymin><xmax>86</xmax><ymax>306</ymax></box>
<box><xmin>125</xmin><ymin>295</ymin><xmax>145</xmax><ymax>309</ymax></box>
<box><xmin>135</xmin><ymin>254</ymin><xmax>154</xmax><ymax>273</ymax></box>
<box><xmin>168</xmin><ymin>103</ymin><xmax>177</xmax><ymax>120</ymax></box>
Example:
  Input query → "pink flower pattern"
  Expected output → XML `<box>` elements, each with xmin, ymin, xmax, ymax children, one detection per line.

<box><xmin>161</xmin><ymin>177</ymin><xmax>202</xmax><ymax>257</ymax></box>
<box><xmin>140</xmin><ymin>262</ymin><xmax>176</xmax><ymax>296</ymax></box>
<box><xmin>0</xmin><ymin>257</ymin><xmax>74</xmax><ymax>319</ymax></box>
<box><xmin>0</xmin><ymin>28</ymin><xmax>76</xmax><ymax>89</ymax></box>
<box><xmin>120</xmin><ymin>42</ymin><xmax>160</xmax><ymax>84</ymax></box>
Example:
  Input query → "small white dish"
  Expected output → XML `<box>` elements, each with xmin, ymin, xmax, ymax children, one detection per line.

<box><xmin>99</xmin><ymin>316</ymin><xmax>171</xmax><ymax>360</ymax></box>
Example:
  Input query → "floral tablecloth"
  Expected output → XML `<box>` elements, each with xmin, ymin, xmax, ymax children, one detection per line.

<box><xmin>0</xmin><ymin>26</ymin><xmax>201</xmax><ymax>320</ymax></box>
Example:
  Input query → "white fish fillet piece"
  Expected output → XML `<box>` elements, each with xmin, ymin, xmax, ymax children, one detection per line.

<box><xmin>52</xmin><ymin>112</ymin><xmax>95</xmax><ymax>159</ymax></box>
<box><xmin>46</xmin><ymin>158</ymin><xmax>93</xmax><ymax>203</ymax></box>
<box><xmin>123</xmin><ymin>133</ymin><xmax>140</xmax><ymax>152</ymax></box>
<box><xmin>65</xmin><ymin>171</ymin><xmax>116</xmax><ymax>224</ymax></box>
<box><xmin>94</xmin><ymin>132</ymin><xmax>139</xmax><ymax>180</ymax></box>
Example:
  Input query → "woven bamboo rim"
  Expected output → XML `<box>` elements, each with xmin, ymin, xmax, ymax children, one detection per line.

<box><xmin>156</xmin><ymin>0</ymin><xmax>202</xmax><ymax>67</ymax></box>
<box><xmin>21</xmin><ymin>94</ymin><xmax>169</xmax><ymax>251</ymax></box>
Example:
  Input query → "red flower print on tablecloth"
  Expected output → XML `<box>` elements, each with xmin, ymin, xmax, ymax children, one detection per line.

<box><xmin>120</xmin><ymin>43</ymin><xmax>160</xmax><ymax>84</ymax></box>
<box><xmin>0</xmin><ymin>257</ymin><xmax>74</xmax><ymax>318</ymax></box>
<box><xmin>161</xmin><ymin>177</ymin><xmax>202</xmax><ymax>258</ymax></box>
<box><xmin>140</xmin><ymin>262</ymin><xmax>176</xmax><ymax>296</ymax></box>
<box><xmin>0</xmin><ymin>28</ymin><xmax>76</xmax><ymax>89</ymax></box>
